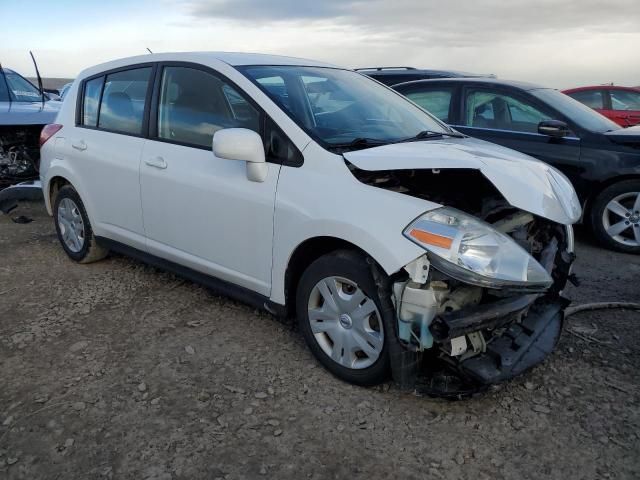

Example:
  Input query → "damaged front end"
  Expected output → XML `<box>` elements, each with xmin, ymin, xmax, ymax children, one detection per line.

<box><xmin>392</xmin><ymin>219</ymin><xmax>573</xmax><ymax>396</ymax></box>
<box><xmin>0</xmin><ymin>126</ymin><xmax>44</xmax><ymax>213</ymax></box>
<box><xmin>0</xmin><ymin>125</ymin><xmax>41</xmax><ymax>188</ymax></box>
<box><xmin>352</xmin><ymin>165</ymin><xmax>577</xmax><ymax>396</ymax></box>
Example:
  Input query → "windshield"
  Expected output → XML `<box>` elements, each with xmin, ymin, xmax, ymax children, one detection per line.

<box><xmin>0</xmin><ymin>70</ymin><xmax>43</xmax><ymax>102</ymax></box>
<box><xmin>239</xmin><ymin>66</ymin><xmax>450</xmax><ymax>150</ymax></box>
<box><xmin>531</xmin><ymin>88</ymin><xmax>620</xmax><ymax>133</ymax></box>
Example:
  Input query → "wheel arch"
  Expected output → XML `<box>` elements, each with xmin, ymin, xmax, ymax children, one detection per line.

<box><xmin>283</xmin><ymin>236</ymin><xmax>387</xmax><ymax>318</ymax></box>
<box><xmin>47</xmin><ymin>175</ymin><xmax>72</xmax><ymax>214</ymax></box>
<box><xmin>583</xmin><ymin>174</ymin><xmax>640</xmax><ymax>222</ymax></box>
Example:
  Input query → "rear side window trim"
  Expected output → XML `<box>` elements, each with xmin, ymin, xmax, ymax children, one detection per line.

<box><xmin>75</xmin><ymin>62</ymin><xmax>158</xmax><ymax>139</ymax></box>
<box><xmin>74</xmin><ymin>60</ymin><xmax>303</xmax><ymax>166</ymax></box>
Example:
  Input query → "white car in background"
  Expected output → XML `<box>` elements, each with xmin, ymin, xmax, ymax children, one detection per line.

<box><xmin>39</xmin><ymin>52</ymin><xmax>580</xmax><ymax>394</ymax></box>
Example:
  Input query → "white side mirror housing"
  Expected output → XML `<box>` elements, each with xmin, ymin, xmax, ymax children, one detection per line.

<box><xmin>212</xmin><ymin>128</ymin><xmax>267</xmax><ymax>182</ymax></box>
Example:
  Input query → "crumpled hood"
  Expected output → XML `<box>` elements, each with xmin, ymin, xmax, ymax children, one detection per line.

<box><xmin>0</xmin><ymin>100</ymin><xmax>61</xmax><ymax>126</ymax></box>
<box><xmin>343</xmin><ymin>137</ymin><xmax>581</xmax><ymax>225</ymax></box>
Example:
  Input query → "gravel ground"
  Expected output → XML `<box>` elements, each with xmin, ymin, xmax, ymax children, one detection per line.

<box><xmin>1</xmin><ymin>202</ymin><xmax>639</xmax><ymax>480</ymax></box>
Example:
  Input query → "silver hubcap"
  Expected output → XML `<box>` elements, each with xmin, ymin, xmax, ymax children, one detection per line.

<box><xmin>602</xmin><ymin>192</ymin><xmax>640</xmax><ymax>247</ymax></box>
<box><xmin>307</xmin><ymin>276</ymin><xmax>384</xmax><ymax>370</ymax></box>
<box><xmin>57</xmin><ymin>198</ymin><xmax>85</xmax><ymax>253</ymax></box>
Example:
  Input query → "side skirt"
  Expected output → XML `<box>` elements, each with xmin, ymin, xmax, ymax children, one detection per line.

<box><xmin>95</xmin><ymin>236</ymin><xmax>288</xmax><ymax>318</ymax></box>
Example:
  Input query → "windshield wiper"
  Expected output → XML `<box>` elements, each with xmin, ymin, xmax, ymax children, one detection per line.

<box><xmin>396</xmin><ymin>130</ymin><xmax>465</xmax><ymax>144</ymax></box>
<box><xmin>328</xmin><ymin>137</ymin><xmax>389</xmax><ymax>152</ymax></box>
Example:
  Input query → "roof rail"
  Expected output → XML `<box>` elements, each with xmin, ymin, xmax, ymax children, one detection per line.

<box><xmin>354</xmin><ymin>67</ymin><xmax>417</xmax><ymax>72</ymax></box>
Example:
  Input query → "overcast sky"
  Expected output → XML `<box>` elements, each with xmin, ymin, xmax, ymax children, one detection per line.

<box><xmin>1</xmin><ymin>0</ymin><xmax>638</xmax><ymax>88</ymax></box>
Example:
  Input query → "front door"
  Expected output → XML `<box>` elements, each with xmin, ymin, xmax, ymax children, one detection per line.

<box><xmin>453</xmin><ymin>87</ymin><xmax>583</xmax><ymax>191</ymax></box>
<box><xmin>139</xmin><ymin>65</ymin><xmax>280</xmax><ymax>296</ymax></box>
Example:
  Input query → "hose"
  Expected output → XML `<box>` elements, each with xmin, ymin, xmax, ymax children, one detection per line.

<box><xmin>565</xmin><ymin>302</ymin><xmax>640</xmax><ymax>317</ymax></box>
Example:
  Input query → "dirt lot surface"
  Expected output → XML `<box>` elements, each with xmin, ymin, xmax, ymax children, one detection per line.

<box><xmin>1</xmin><ymin>202</ymin><xmax>639</xmax><ymax>480</ymax></box>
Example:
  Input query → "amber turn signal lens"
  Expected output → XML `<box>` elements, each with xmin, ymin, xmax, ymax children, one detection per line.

<box><xmin>409</xmin><ymin>229</ymin><xmax>453</xmax><ymax>249</ymax></box>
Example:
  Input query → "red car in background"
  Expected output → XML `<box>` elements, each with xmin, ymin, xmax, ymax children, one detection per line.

<box><xmin>563</xmin><ymin>85</ymin><xmax>640</xmax><ymax>127</ymax></box>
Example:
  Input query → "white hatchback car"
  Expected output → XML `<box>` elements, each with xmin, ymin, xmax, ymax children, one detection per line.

<box><xmin>40</xmin><ymin>52</ymin><xmax>580</xmax><ymax>393</ymax></box>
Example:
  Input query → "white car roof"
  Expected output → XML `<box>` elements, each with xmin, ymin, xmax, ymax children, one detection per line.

<box><xmin>79</xmin><ymin>51</ymin><xmax>339</xmax><ymax>78</ymax></box>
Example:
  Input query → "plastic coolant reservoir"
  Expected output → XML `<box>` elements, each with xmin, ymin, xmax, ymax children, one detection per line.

<box><xmin>394</xmin><ymin>282</ymin><xmax>441</xmax><ymax>350</ymax></box>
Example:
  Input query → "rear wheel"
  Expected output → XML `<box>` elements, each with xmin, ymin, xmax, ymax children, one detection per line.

<box><xmin>590</xmin><ymin>180</ymin><xmax>640</xmax><ymax>253</ymax></box>
<box><xmin>296</xmin><ymin>250</ymin><xmax>392</xmax><ymax>385</ymax></box>
<box><xmin>54</xmin><ymin>185</ymin><xmax>108</xmax><ymax>263</ymax></box>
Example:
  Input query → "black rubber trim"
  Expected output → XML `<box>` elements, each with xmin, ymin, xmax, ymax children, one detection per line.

<box><xmin>459</xmin><ymin>298</ymin><xmax>568</xmax><ymax>384</ymax></box>
<box><xmin>430</xmin><ymin>294</ymin><xmax>538</xmax><ymax>343</ymax></box>
<box><xmin>95</xmin><ymin>236</ymin><xmax>287</xmax><ymax>317</ymax></box>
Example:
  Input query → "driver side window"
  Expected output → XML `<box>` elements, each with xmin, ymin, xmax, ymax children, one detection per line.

<box><xmin>157</xmin><ymin>66</ymin><xmax>260</xmax><ymax>148</ymax></box>
<box><xmin>464</xmin><ymin>89</ymin><xmax>551</xmax><ymax>133</ymax></box>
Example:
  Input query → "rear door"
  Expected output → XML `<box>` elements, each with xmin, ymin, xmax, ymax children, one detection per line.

<box><xmin>71</xmin><ymin>65</ymin><xmax>154</xmax><ymax>250</ymax></box>
<box><xmin>139</xmin><ymin>64</ymin><xmax>281</xmax><ymax>296</ymax></box>
<box><xmin>453</xmin><ymin>86</ymin><xmax>582</xmax><ymax>180</ymax></box>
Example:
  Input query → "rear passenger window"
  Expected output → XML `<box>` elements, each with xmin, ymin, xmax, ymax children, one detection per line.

<box><xmin>405</xmin><ymin>89</ymin><xmax>453</xmax><ymax>122</ymax></box>
<box><xmin>157</xmin><ymin>66</ymin><xmax>260</xmax><ymax>148</ymax></box>
<box><xmin>82</xmin><ymin>76</ymin><xmax>104</xmax><ymax>127</ymax></box>
<box><xmin>98</xmin><ymin>68</ymin><xmax>152</xmax><ymax>135</ymax></box>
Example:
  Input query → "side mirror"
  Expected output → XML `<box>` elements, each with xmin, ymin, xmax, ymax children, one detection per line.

<box><xmin>212</xmin><ymin>128</ymin><xmax>267</xmax><ymax>182</ymax></box>
<box><xmin>538</xmin><ymin>120</ymin><xmax>570</xmax><ymax>138</ymax></box>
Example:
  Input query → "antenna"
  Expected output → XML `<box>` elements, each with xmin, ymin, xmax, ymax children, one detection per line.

<box><xmin>146</xmin><ymin>48</ymin><xmax>153</xmax><ymax>54</ymax></box>
<box><xmin>0</xmin><ymin>62</ymin><xmax>12</xmax><ymax>107</ymax></box>
<box><xmin>29</xmin><ymin>50</ymin><xmax>45</xmax><ymax>107</ymax></box>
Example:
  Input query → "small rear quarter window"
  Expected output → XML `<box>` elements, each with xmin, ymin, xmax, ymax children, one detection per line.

<box><xmin>82</xmin><ymin>76</ymin><xmax>104</xmax><ymax>127</ymax></box>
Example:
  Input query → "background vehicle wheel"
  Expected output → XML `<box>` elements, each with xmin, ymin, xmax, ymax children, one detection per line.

<box><xmin>54</xmin><ymin>185</ymin><xmax>108</xmax><ymax>263</ymax></box>
<box><xmin>590</xmin><ymin>180</ymin><xmax>640</xmax><ymax>253</ymax></box>
<box><xmin>296</xmin><ymin>250</ymin><xmax>392</xmax><ymax>386</ymax></box>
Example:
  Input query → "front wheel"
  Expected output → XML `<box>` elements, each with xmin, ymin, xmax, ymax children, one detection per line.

<box><xmin>590</xmin><ymin>180</ymin><xmax>640</xmax><ymax>253</ymax></box>
<box><xmin>296</xmin><ymin>250</ymin><xmax>392</xmax><ymax>386</ymax></box>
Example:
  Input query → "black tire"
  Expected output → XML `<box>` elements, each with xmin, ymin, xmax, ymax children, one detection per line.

<box><xmin>296</xmin><ymin>250</ymin><xmax>393</xmax><ymax>386</ymax></box>
<box><xmin>53</xmin><ymin>185</ymin><xmax>108</xmax><ymax>263</ymax></box>
<box><xmin>589</xmin><ymin>180</ymin><xmax>640</xmax><ymax>254</ymax></box>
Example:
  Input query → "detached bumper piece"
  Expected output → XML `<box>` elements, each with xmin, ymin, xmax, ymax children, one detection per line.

<box><xmin>459</xmin><ymin>298</ymin><xmax>568</xmax><ymax>384</ymax></box>
<box><xmin>414</xmin><ymin>297</ymin><xmax>569</xmax><ymax>398</ymax></box>
<box><xmin>0</xmin><ymin>180</ymin><xmax>43</xmax><ymax>214</ymax></box>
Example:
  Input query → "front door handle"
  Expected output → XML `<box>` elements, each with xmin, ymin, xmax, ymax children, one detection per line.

<box><xmin>71</xmin><ymin>140</ymin><xmax>87</xmax><ymax>151</ymax></box>
<box><xmin>145</xmin><ymin>156</ymin><xmax>167</xmax><ymax>169</ymax></box>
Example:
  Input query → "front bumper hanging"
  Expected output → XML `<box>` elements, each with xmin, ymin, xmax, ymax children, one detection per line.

<box><xmin>457</xmin><ymin>297</ymin><xmax>569</xmax><ymax>384</ymax></box>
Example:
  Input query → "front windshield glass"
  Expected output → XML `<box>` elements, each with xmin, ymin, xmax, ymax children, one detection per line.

<box><xmin>239</xmin><ymin>66</ymin><xmax>450</xmax><ymax>150</ymax></box>
<box><xmin>531</xmin><ymin>88</ymin><xmax>620</xmax><ymax>133</ymax></box>
<box><xmin>0</xmin><ymin>70</ymin><xmax>43</xmax><ymax>102</ymax></box>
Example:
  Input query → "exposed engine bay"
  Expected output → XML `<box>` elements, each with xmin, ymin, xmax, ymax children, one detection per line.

<box><xmin>350</xmin><ymin>164</ymin><xmax>576</xmax><ymax>396</ymax></box>
<box><xmin>0</xmin><ymin>125</ymin><xmax>42</xmax><ymax>190</ymax></box>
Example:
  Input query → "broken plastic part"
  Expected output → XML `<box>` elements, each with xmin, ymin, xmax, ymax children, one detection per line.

<box><xmin>403</xmin><ymin>255</ymin><xmax>429</xmax><ymax>284</ymax></box>
<box><xmin>448</xmin><ymin>336</ymin><xmax>468</xmax><ymax>356</ymax></box>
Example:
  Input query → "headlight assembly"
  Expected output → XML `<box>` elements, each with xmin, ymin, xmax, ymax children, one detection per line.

<box><xmin>403</xmin><ymin>207</ymin><xmax>552</xmax><ymax>290</ymax></box>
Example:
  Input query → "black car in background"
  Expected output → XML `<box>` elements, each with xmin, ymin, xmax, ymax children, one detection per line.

<box><xmin>393</xmin><ymin>77</ymin><xmax>640</xmax><ymax>253</ymax></box>
<box><xmin>355</xmin><ymin>67</ymin><xmax>494</xmax><ymax>86</ymax></box>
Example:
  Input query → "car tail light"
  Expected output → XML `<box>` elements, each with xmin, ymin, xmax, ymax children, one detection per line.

<box><xmin>40</xmin><ymin>124</ymin><xmax>63</xmax><ymax>147</ymax></box>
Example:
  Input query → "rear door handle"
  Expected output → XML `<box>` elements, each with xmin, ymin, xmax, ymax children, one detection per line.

<box><xmin>71</xmin><ymin>140</ymin><xmax>87</xmax><ymax>151</ymax></box>
<box><xmin>145</xmin><ymin>156</ymin><xmax>167</xmax><ymax>169</ymax></box>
